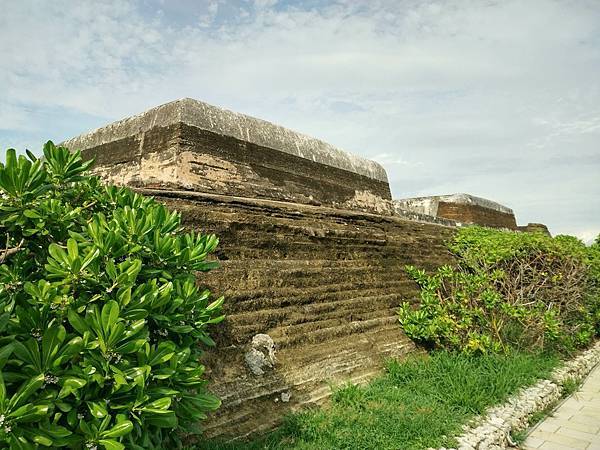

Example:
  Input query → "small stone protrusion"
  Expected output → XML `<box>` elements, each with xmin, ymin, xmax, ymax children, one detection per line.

<box><xmin>244</xmin><ymin>333</ymin><xmax>276</xmax><ymax>376</ymax></box>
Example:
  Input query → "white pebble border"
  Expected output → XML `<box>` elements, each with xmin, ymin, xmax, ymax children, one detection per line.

<box><xmin>432</xmin><ymin>340</ymin><xmax>600</xmax><ymax>450</ymax></box>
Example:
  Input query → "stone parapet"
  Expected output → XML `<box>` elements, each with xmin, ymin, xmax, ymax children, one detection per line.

<box><xmin>391</xmin><ymin>203</ymin><xmax>459</xmax><ymax>227</ymax></box>
<box><xmin>61</xmin><ymin>98</ymin><xmax>391</xmax><ymax>211</ymax></box>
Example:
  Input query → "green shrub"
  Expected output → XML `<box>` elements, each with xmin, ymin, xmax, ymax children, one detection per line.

<box><xmin>587</xmin><ymin>236</ymin><xmax>600</xmax><ymax>333</ymax></box>
<box><xmin>0</xmin><ymin>143</ymin><xmax>224</xmax><ymax>449</ymax></box>
<box><xmin>399</xmin><ymin>226</ymin><xmax>600</xmax><ymax>354</ymax></box>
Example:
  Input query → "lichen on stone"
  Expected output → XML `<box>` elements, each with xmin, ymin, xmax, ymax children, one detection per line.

<box><xmin>244</xmin><ymin>333</ymin><xmax>277</xmax><ymax>376</ymax></box>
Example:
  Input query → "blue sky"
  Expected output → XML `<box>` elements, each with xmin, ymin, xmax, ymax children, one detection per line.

<box><xmin>1</xmin><ymin>0</ymin><xmax>599</xmax><ymax>241</ymax></box>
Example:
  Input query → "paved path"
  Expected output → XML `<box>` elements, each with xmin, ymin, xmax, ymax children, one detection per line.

<box><xmin>523</xmin><ymin>364</ymin><xmax>600</xmax><ymax>450</ymax></box>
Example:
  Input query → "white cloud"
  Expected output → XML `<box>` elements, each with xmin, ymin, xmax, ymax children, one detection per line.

<box><xmin>0</xmin><ymin>0</ymin><xmax>599</xmax><ymax>236</ymax></box>
<box><xmin>253</xmin><ymin>0</ymin><xmax>278</xmax><ymax>10</ymax></box>
<box><xmin>573</xmin><ymin>229</ymin><xmax>600</xmax><ymax>246</ymax></box>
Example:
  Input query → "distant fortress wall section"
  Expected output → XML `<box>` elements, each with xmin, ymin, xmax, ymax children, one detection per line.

<box><xmin>61</xmin><ymin>98</ymin><xmax>391</xmax><ymax>212</ymax></box>
<box><xmin>394</xmin><ymin>193</ymin><xmax>518</xmax><ymax>229</ymax></box>
<box><xmin>517</xmin><ymin>223</ymin><xmax>551</xmax><ymax>235</ymax></box>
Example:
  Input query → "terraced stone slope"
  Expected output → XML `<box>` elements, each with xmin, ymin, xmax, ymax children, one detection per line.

<box><xmin>145</xmin><ymin>189</ymin><xmax>456</xmax><ymax>438</ymax></box>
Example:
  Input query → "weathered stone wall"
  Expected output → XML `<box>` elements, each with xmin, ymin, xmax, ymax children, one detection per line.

<box><xmin>517</xmin><ymin>223</ymin><xmax>551</xmax><ymax>236</ymax></box>
<box><xmin>394</xmin><ymin>194</ymin><xmax>517</xmax><ymax>229</ymax></box>
<box><xmin>62</xmin><ymin>99</ymin><xmax>390</xmax><ymax>212</ymax></box>
<box><xmin>436</xmin><ymin>202</ymin><xmax>517</xmax><ymax>229</ymax></box>
<box><xmin>138</xmin><ymin>189</ymin><xmax>456</xmax><ymax>439</ymax></box>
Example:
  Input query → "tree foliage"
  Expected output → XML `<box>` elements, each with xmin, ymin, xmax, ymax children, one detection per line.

<box><xmin>0</xmin><ymin>142</ymin><xmax>224</xmax><ymax>449</ymax></box>
<box><xmin>399</xmin><ymin>226</ymin><xmax>600</xmax><ymax>354</ymax></box>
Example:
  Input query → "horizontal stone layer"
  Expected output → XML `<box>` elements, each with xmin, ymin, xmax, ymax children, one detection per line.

<box><xmin>143</xmin><ymin>189</ymin><xmax>455</xmax><ymax>439</ymax></box>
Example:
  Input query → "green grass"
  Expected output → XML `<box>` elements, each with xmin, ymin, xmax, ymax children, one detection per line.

<box><xmin>561</xmin><ymin>377</ymin><xmax>582</xmax><ymax>397</ymax></box>
<box><xmin>198</xmin><ymin>351</ymin><xmax>560</xmax><ymax>450</ymax></box>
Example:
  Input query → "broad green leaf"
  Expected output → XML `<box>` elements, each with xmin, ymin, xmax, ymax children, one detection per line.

<box><xmin>42</xmin><ymin>325</ymin><xmax>66</xmax><ymax>369</ymax></box>
<box><xmin>87</xmin><ymin>401</ymin><xmax>108</xmax><ymax>418</ymax></box>
<box><xmin>99</xmin><ymin>439</ymin><xmax>125</xmax><ymax>450</ymax></box>
<box><xmin>101</xmin><ymin>301</ymin><xmax>120</xmax><ymax>331</ymax></box>
<box><xmin>9</xmin><ymin>373</ymin><xmax>45</xmax><ymax>409</ymax></box>
<box><xmin>116</xmin><ymin>339</ymin><xmax>146</xmax><ymax>354</ymax></box>
<box><xmin>9</xmin><ymin>435</ymin><xmax>36</xmax><ymax>450</ymax></box>
<box><xmin>81</xmin><ymin>247</ymin><xmax>100</xmax><ymax>271</ymax></box>
<box><xmin>23</xmin><ymin>209</ymin><xmax>41</xmax><ymax>219</ymax></box>
<box><xmin>54</xmin><ymin>336</ymin><xmax>84</xmax><ymax>367</ymax></box>
<box><xmin>145</xmin><ymin>397</ymin><xmax>171</xmax><ymax>410</ymax></box>
<box><xmin>67</xmin><ymin>309</ymin><xmax>89</xmax><ymax>335</ymax></box>
<box><xmin>13</xmin><ymin>340</ymin><xmax>42</xmax><ymax>372</ymax></box>
<box><xmin>100</xmin><ymin>420</ymin><xmax>133</xmax><ymax>438</ymax></box>
<box><xmin>183</xmin><ymin>392</ymin><xmax>221</xmax><ymax>411</ymax></box>
<box><xmin>148</xmin><ymin>341</ymin><xmax>176</xmax><ymax>366</ymax></box>
<box><xmin>58</xmin><ymin>377</ymin><xmax>87</xmax><ymax>399</ymax></box>
<box><xmin>67</xmin><ymin>238</ymin><xmax>79</xmax><ymax>260</ymax></box>
<box><xmin>8</xmin><ymin>403</ymin><xmax>49</xmax><ymax>423</ymax></box>
<box><xmin>44</xmin><ymin>424</ymin><xmax>72</xmax><ymax>438</ymax></box>
<box><xmin>206</xmin><ymin>296</ymin><xmax>224</xmax><ymax>312</ymax></box>
<box><xmin>0</xmin><ymin>372</ymin><xmax>5</xmax><ymax>402</ymax></box>
<box><xmin>31</xmin><ymin>434</ymin><xmax>53</xmax><ymax>446</ymax></box>
<box><xmin>48</xmin><ymin>243</ymin><xmax>68</xmax><ymax>265</ymax></box>
<box><xmin>142</xmin><ymin>410</ymin><xmax>177</xmax><ymax>428</ymax></box>
<box><xmin>0</xmin><ymin>343</ymin><xmax>14</xmax><ymax>370</ymax></box>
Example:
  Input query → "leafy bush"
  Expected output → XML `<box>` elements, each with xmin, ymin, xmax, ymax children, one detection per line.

<box><xmin>0</xmin><ymin>143</ymin><xmax>224</xmax><ymax>449</ymax></box>
<box><xmin>399</xmin><ymin>226</ymin><xmax>600</xmax><ymax>354</ymax></box>
<box><xmin>588</xmin><ymin>236</ymin><xmax>600</xmax><ymax>334</ymax></box>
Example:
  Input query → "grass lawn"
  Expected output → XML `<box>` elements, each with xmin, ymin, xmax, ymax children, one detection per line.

<box><xmin>198</xmin><ymin>351</ymin><xmax>559</xmax><ymax>450</ymax></box>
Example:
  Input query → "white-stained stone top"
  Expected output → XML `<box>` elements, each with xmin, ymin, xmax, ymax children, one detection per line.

<box><xmin>394</xmin><ymin>193</ymin><xmax>513</xmax><ymax>216</ymax></box>
<box><xmin>61</xmin><ymin>98</ymin><xmax>388</xmax><ymax>183</ymax></box>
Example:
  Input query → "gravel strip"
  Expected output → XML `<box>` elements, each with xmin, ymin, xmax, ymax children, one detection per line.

<box><xmin>432</xmin><ymin>341</ymin><xmax>600</xmax><ymax>450</ymax></box>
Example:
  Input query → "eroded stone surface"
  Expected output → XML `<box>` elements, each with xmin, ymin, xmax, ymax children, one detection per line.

<box><xmin>61</xmin><ymin>98</ymin><xmax>388</xmax><ymax>181</ymax></box>
<box><xmin>143</xmin><ymin>189</ymin><xmax>456</xmax><ymax>439</ymax></box>
<box><xmin>516</xmin><ymin>223</ymin><xmax>551</xmax><ymax>236</ymax></box>
<box><xmin>57</xmin><ymin>100</ymin><xmax>542</xmax><ymax>443</ymax></box>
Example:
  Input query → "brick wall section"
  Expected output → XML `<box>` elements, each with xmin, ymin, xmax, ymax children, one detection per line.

<box><xmin>437</xmin><ymin>201</ymin><xmax>517</xmax><ymax>229</ymax></box>
<box><xmin>145</xmin><ymin>189</ymin><xmax>456</xmax><ymax>439</ymax></box>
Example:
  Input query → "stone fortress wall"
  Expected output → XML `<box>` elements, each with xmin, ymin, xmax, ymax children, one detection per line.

<box><xmin>393</xmin><ymin>193</ymin><xmax>518</xmax><ymax>229</ymax></box>
<box><xmin>62</xmin><ymin>98</ymin><xmax>547</xmax><ymax>439</ymax></box>
<box><xmin>62</xmin><ymin>98</ymin><xmax>390</xmax><ymax>211</ymax></box>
